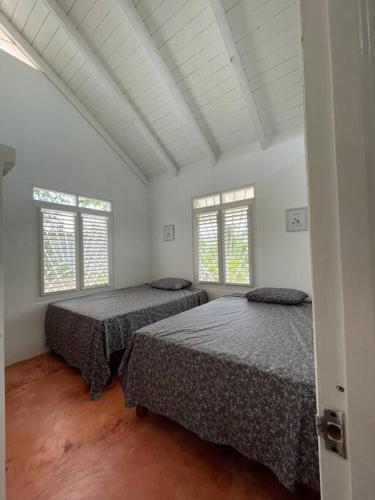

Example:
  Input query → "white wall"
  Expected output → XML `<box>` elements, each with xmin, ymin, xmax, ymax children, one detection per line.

<box><xmin>149</xmin><ymin>135</ymin><xmax>311</xmax><ymax>298</ymax></box>
<box><xmin>0</xmin><ymin>51</ymin><xmax>151</xmax><ymax>365</ymax></box>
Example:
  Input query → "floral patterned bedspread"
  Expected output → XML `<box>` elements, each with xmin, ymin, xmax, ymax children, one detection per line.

<box><xmin>119</xmin><ymin>296</ymin><xmax>319</xmax><ymax>492</ymax></box>
<box><xmin>46</xmin><ymin>286</ymin><xmax>208</xmax><ymax>399</ymax></box>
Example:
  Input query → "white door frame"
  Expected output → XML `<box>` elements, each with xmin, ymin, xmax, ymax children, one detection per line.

<box><xmin>0</xmin><ymin>145</ymin><xmax>16</xmax><ymax>500</ymax></box>
<box><xmin>300</xmin><ymin>1</ymin><xmax>375</xmax><ymax>499</ymax></box>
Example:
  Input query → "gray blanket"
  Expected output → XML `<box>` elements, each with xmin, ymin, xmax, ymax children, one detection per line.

<box><xmin>119</xmin><ymin>296</ymin><xmax>318</xmax><ymax>491</ymax></box>
<box><xmin>46</xmin><ymin>285</ymin><xmax>208</xmax><ymax>399</ymax></box>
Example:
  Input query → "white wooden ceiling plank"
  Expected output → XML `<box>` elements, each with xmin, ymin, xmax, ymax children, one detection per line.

<box><xmin>68</xmin><ymin>63</ymin><xmax>93</xmax><ymax>91</ymax></box>
<box><xmin>58</xmin><ymin>50</ymin><xmax>85</xmax><ymax>80</ymax></box>
<box><xmin>178</xmin><ymin>51</ymin><xmax>226</xmax><ymax>89</ymax></box>
<box><xmin>11</xmin><ymin>0</ymin><xmax>36</xmax><ymax>32</ymax></box>
<box><xmin>50</xmin><ymin>38</ymin><xmax>76</xmax><ymax>72</ymax></box>
<box><xmin>22</xmin><ymin>0</ymin><xmax>48</xmax><ymax>41</ymax></box>
<box><xmin>81</xmin><ymin>81</ymin><xmax>107</xmax><ymax>107</ymax></box>
<box><xmin>0</xmin><ymin>0</ymin><xmax>18</xmax><ymax>20</ymax></box>
<box><xmin>228</xmin><ymin>0</ymin><xmax>294</xmax><ymax>30</ymax></box>
<box><xmin>159</xmin><ymin>126</ymin><xmax>198</xmax><ymax>146</ymax></box>
<box><xmin>95</xmin><ymin>20</ymin><xmax>130</xmax><ymax>58</ymax></box>
<box><xmin>119</xmin><ymin>0</ymin><xmax>218</xmax><ymax>164</ymax></box>
<box><xmin>238</xmin><ymin>19</ymin><xmax>298</xmax><ymax>59</ymax></box>
<box><xmin>67</xmin><ymin>0</ymin><xmax>97</xmax><ymax>26</ymax></box>
<box><xmin>156</xmin><ymin>120</ymin><xmax>190</xmax><ymax>137</ymax></box>
<box><xmin>57</xmin><ymin>0</ymin><xmax>75</xmax><ymax>14</ymax></box>
<box><xmin>143</xmin><ymin>0</ymin><xmax>189</xmax><ymax>35</ymax></box>
<box><xmin>260</xmin><ymin>93</ymin><xmax>303</xmax><ymax>115</ymax></box>
<box><xmin>146</xmin><ymin>100</ymin><xmax>178</xmax><ymax>124</ymax></box>
<box><xmin>196</xmin><ymin>96</ymin><xmax>244</xmax><ymax>123</ymax></box>
<box><xmin>223</xmin><ymin>0</ymin><xmax>242</xmax><ymax>11</ymax></box>
<box><xmin>273</xmin><ymin>104</ymin><xmax>303</xmax><ymax>124</ymax></box>
<box><xmin>151</xmin><ymin>0</ymin><xmax>208</xmax><ymax>49</ymax></box>
<box><xmin>131</xmin><ymin>84</ymin><xmax>167</xmax><ymax>111</ymax></box>
<box><xmin>171</xmin><ymin>39</ymin><xmax>223</xmax><ymax>83</ymax></box>
<box><xmin>115</xmin><ymin>60</ymin><xmax>152</xmax><ymax>89</ymax></box>
<box><xmin>104</xmin><ymin>32</ymin><xmax>140</xmax><ymax>67</ymax></box>
<box><xmin>135</xmin><ymin>0</ymin><xmax>164</xmax><ymax>22</ymax></box>
<box><xmin>187</xmin><ymin>78</ymin><xmax>239</xmax><ymax>111</ymax></box>
<box><xmin>256</xmin><ymin>81</ymin><xmax>301</xmax><ymax>106</ymax></box>
<box><xmin>127</xmin><ymin>77</ymin><xmax>165</xmax><ymax>105</ymax></box>
<box><xmin>242</xmin><ymin>42</ymin><xmax>299</xmax><ymax>80</ymax></box>
<box><xmin>241</xmin><ymin>32</ymin><xmax>299</xmax><ymax>69</ymax></box>
<box><xmin>107</xmin><ymin>41</ymin><xmax>146</xmax><ymax>73</ymax></box>
<box><xmin>82</xmin><ymin>82</ymin><xmax>108</xmax><ymax>113</ymax></box>
<box><xmin>32</xmin><ymin>12</ymin><xmax>59</xmax><ymax>53</ymax></box>
<box><xmin>75</xmin><ymin>73</ymin><xmax>100</xmax><ymax>100</ymax></box>
<box><xmin>43</xmin><ymin>0</ymin><xmax>179</xmax><ymax>175</ymax></box>
<box><xmin>257</xmin><ymin>80</ymin><xmax>301</xmax><ymax>107</ymax></box>
<box><xmin>232</xmin><ymin>3</ymin><xmax>296</xmax><ymax>44</ymax></box>
<box><xmin>184</xmin><ymin>73</ymin><xmax>236</xmax><ymax>107</ymax></box>
<box><xmin>149</xmin><ymin>108</ymin><xmax>181</xmax><ymax>130</ymax></box>
<box><xmin>181</xmin><ymin>61</ymin><xmax>231</xmax><ymax>98</ymax></box>
<box><xmin>156</xmin><ymin>3</ymin><xmax>210</xmax><ymax>54</ymax></box>
<box><xmin>163</xmin><ymin>22</ymin><xmax>217</xmax><ymax>73</ymax></box>
<box><xmin>78</xmin><ymin>0</ymin><xmax>116</xmax><ymax>36</ymax></box>
<box><xmin>88</xmin><ymin>3</ymin><xmax>122</xmax><ymax>50</ymax></box>
<box><xmin>105</xmin><ymin>114</ymin><xmax>133</xmax><ymax>135</ymax></box>
<box><xmin>209</xmin><ymin>0</ymin><xmax>266</xmax><ymax>148</ymax></box>
<box><xmin>200</xmin><ymin>107</ymin><xmax>250</xmax><ymax>132</ymax></box>
<box><xmin>0</xmin><ymin>9</ymin><xmax>148</xmax><ymax>184</ymax></box>
<box><xmin>253</xmin><ymin>68</ymin><xmax>300</xmax><ymax>99</ymax></box>
<box><xmin>42</xmin><ymin>25</ymin><xmax>69</xmax><ymax>63</ymax></box>
<box><xmin>248</xmin><ymin>54</ymin><xmax>300</xmax><ymax>90</ymax></box>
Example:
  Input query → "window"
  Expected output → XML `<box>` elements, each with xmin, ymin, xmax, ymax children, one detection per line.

<box><xmin>193</xmin><ymin>186</ymin><xmax>254</xmax><ymax>286</ymax></box>
<box><xmin>33</xmin><ymin>187</ymin><xmax>112</xmax><ymax>295</ymax></box>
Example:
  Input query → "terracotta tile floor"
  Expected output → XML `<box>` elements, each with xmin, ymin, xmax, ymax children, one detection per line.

<box><xmin>6</xmin><ymin>353</ymin><xmax>320</xmax><ymax>500</ymax></box>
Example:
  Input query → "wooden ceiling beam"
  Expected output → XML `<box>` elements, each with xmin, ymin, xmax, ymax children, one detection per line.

<box><xmin>43</xmin><ymin>0</ymin><xmax>179</xmax><ymax>176</ymax></box>
<box><xmin>0</xmin><ymin>11</ymin><xmax>148</xmax><ymax>185</ymax></box>
<box><xmin>118</xmin><ymin>0</ymin><xmax>219</xmax><ymax>166</ymax></box>
<box><xmin>208</xmin><ymin>0</ymin><xmax>267</xmax><ymax>150</ymax></box>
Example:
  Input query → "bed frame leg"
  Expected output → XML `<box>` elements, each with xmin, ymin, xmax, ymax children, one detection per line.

<box><xmin>136</xmin><ymin>405</ymin><xmax>148</xmax><ymax>417</ymax></box>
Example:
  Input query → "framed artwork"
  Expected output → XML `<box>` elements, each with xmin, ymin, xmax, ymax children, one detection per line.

<box><xmin>286</xmin><ymin>207</ymin><xmax>308</xmax><ymax>232</ymax></box>
<box><xmin>163</xmin><ymin>224</ymin><xmax>175</xmax><ymax>241</ymax></box>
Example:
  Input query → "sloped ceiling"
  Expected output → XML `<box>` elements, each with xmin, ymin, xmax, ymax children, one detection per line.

<box><xmin>0</xmin><ymin>0</ymin><xmax>304</xmax><ymax>183</ymax></box>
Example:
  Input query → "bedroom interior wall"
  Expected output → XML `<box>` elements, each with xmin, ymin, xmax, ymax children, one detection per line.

<box><xmin>0</xmin><ymin>51</ymin><xmax>151</xmax><ymax>366</ymax></box>
<box><xmin>149</xmin><ymin>134</ymin><xmax>312</xmax><ymax>298</ymax></box>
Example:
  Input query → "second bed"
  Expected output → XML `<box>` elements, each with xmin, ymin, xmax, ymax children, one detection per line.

<box><xmin>119</xmin><ymin>295</ymin><xmax>319</xmax><ymax>492</ymax></box>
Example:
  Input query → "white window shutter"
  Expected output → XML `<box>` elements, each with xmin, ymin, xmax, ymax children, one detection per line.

<box><xmin>223</xmin><ymin>206</ymin><xmax>250</xmax><ymax>285</ymax></box>
<box><xmin>41</xmin><ymin>208</ymin><xmax>77</xmax><ymax>294</ymax></box>
<box><xmin>196</xmin><ymin>211</ymin><xmax>220</xmax><ymax>283</ymax></box>
<box><xmin>81</xmin><ymin>213</ymin><xmax>110</xmax><ymax>288</ymax></box>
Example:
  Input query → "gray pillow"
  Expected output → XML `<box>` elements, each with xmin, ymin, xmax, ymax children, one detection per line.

<box><xmin>150</xmin><ymin>278</ymin><xmax>192</xmax><ymax>291</ymax></box>
<box><xmin>245</xmin><ymin>287</ymin><xmax>308</xmax><ymax>305</ymax></box>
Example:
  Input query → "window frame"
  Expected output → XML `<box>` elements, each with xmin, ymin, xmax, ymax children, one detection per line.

<box><xmin>192</xmin><ymin>187</ymin><xmax>255</xmax><ymax>288</ymax></box>
<box><xmin>34</xmin><ymin>188</ymin><xmax>114</xmax><ymax>297</ymax></box>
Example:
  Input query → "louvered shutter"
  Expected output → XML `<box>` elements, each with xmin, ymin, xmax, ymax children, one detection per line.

<box><xmin>196</xmin><ymin>211</ymin><xmax>220</xmax><ymax>283</ymax></box>
<box><xmin>41</xmin><ymin>208</ymin><xmax>77</xmax><ymax>294</ymax></box>
<box><xmin>81</xmin><ymin>213</ymin><xmax>110</xmax><ymax>288</ymax></box>
<box><xmin>223</xmin><ymin>206</ymin><xmax>250</xmax><ymax>285</ymax></box>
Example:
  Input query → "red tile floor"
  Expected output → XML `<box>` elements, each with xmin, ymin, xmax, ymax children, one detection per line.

<box><xmin>6</xmin><ymin>353</ymin><xmax>319</xmax><ymax>500</ymax></box>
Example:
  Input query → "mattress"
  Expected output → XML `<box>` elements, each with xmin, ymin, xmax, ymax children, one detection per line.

<box><xmin>119</xmin><ymin>295</ymin><xmax>318</xmax><ymax>491</ymax></box>
<box><xmin>46</xmin><ymin>285</ymin><xmax>208</xmax><ymax>399</ymax></box>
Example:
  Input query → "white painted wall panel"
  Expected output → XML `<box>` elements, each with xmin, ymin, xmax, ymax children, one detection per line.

<box><xmin>0</xmin><ymin>50</ymin><xmax>150</xmax><ymax>364</ymax></box>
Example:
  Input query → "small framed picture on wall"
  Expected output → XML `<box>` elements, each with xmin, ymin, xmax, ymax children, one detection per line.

<box><xmin>286</xmin><ymin>207</ymin><xmax>308</xmax><ymax>232</ymax></box>
<box><xmin>163</xmin><ymin>224</ymin><xmax>175</xmax><ymax>241</ymax></box>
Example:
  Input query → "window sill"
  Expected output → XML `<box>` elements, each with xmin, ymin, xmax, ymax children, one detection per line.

<box><xmin>194</xmin><ymin>282</ymin><xmax>255</xmax><ymax>300</ymax></box>
<box><xmin>33</xmin><ymin>285</ymin><xmax>113</xmax><ymax>304</ymax></box>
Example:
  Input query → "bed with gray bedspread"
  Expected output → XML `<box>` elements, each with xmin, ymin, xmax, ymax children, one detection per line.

<box><xmin>46</xmin><ymin>285</ymin><xmax>208</xmax><ymax>400</ymax></box>
<box><xmin>119</xmin><ymin>296</ymin><xmax>319</xmax><ymax>492</ymax></box>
